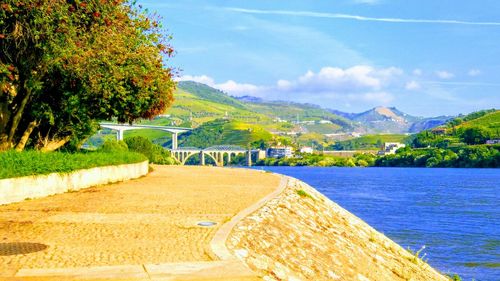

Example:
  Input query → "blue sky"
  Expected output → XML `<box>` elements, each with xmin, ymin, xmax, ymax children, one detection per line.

<box><xmin>140</xmin><ymin>0</ymin><xmax>500</xmax><ymax>117</ymax></box>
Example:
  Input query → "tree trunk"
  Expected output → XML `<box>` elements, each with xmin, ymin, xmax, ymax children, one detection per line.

<box><xmin>39</xmin><ymin>136</ymin><xmax>71</xmax><ymax>152</ymax></box>
<box><xmin>0</xmin><ymin>135</ymin><xmax>11</xmax><ymax>151</ymax></box>
<box><xmin>7</xmin><ymin>87</ymin><xmax>31</xmax><ymax>143</ymax></box>
<box><xmin>14</xmin><ymin>120</ymin><xmax>38</xmax><ymax>151</ymax></box>
<box><xmin>0</xmin><ymin>101</ymin><xmax>12</xmax><ymax>151</ymax></box>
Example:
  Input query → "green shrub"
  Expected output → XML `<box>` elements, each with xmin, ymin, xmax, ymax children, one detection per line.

<box><xmin>296</xmin><ymin>189</ymin><xmax>314</xmax><ymax>199</ymax></box>
<box><xmin>99</xmin><ymin>140</ymin><xmax>128</xmax><ymax>153</ymax></box>
<box><xmin>125</xmin><ymin>136</ymin><xmax>176</xmax><ymax>165</ymax></box>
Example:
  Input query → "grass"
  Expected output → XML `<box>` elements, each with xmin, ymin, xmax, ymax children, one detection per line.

<box><xmin>0</xmin><ymin>150</ymin><xmax>147</xmax><ymax>180</ymax></box>
<box><xmin>333</xmin><ymin>134</ymin><xmax>410</xmax><ymax>150</ymax></box>
<box><xmin>407</xmin><ymin>245</ymin><xmax>428</xmax><ymax>265</ymax></box>
<box><xmin>296</xmin><ymin>189</ymin><xmax>314</xmax><ymax>199</ymax></box>
<box><xmin>457</xmin><ymin>110</ymin><xmax>500</xmax><ymax>135</ymax></box>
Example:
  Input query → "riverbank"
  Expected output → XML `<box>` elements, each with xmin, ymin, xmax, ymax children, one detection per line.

<box><xmin>227</xmin><ymin>176</ymin><xmax>448</xmax><ymax>281</ymax></box>
<box><xmin>0</xmin><ymin>166</ymin><xmax>449</xmax><ymax>280</ymax></box>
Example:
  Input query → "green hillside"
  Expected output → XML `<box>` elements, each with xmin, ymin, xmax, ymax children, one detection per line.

<box><xmin>168</xmin><ymin>83</ymin><xmax>268</xmax><ymax>126</ymax></box>
<box><xmin>454</xmin><ymin>109</ymin><xmax>500</xmax><ymax>135</ymax></box>
<box><xmin>331</xmin><ymin>134</ymin><xmax>410</xmax><ymax>151</ymax></box>
<box><xmin>177</xmin><ymin>119</ymin><xmax>273</xmax><ymax>148</ymax></box>
<box><xmin>411</xmin><ymin>109</ymin><xmax>499</xmax><ymax>148</ymax></box>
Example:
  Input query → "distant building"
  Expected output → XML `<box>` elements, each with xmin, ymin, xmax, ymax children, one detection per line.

<box><xmin>300</xmin><ymin>146</ymin><xmax>314</xmax><ymax>154</ymax></box>
<box><xmin>486</xmin><ymin>139</ymin><xmax>500</xmax><ymax>145</ymax></box>
<box><xmin>267</xmin><ymin>146</ymin><xmax>294</xmax><ymax>158</ymax></box>
<box><xmin>431</xmin><ymin>127</ymin><xmax>447</xmax><ymax>135</ymax></box>
<box><xmin>318</xmin><ymin>120</ymin><xmax>332</xmax><ymax>124</ymax></box>
<box><xmin>378</xmin><ymin>142</ymin><xmax>406</xmax><ymax>155</ymax></box>
<box><xmin>256</xmin><ymin>150</ymin><xmax>267</xmax><ymax>160</ymax></box>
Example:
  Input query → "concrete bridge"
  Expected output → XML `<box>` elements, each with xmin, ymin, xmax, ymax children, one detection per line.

<box><xmin>171</xmin><ymin>145</ymin><xmax>256</xmax><ymax>167</ymax></box>
<box><xmin>99</xmin><ymin>123</ymin><xmax>191</xmax><ymax>149</ymax></box>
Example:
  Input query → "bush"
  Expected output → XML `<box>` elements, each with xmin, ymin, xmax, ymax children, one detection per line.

<box><xmin>99</xmin><ymin>140</ymin><xmax>128</xmax><ymax>153</ymax></box>
<box><xmin>125</xmin><ymin>136</ymin><xmax>176</xmax><ymax>165</ymax></box>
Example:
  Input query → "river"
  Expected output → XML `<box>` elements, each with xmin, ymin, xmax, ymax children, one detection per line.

<box><xmin>256</xmin><ymin>167</ymin><xmax>499</xmax><ymax>281</ymax></box>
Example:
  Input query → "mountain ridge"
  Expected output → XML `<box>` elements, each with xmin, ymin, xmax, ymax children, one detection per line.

<box><xmin>173</xmin><ymin>81</ymin><xmax>450</xmax><ymax>134</ymax></box>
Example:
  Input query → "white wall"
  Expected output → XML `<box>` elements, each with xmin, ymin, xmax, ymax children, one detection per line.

<box><xmin>0</xmin><ymin>161</ymin><xmax>148</xmax><ymax>205</ymax></box>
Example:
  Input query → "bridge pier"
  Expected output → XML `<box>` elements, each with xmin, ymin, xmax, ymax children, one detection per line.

<box><xmin>200</xmin><ymin>151</ymin><xmax>205</xmax><ymax>166</ymax></box>
<box><xmin>171</xmin><ymin>133</ymin><xmax>178</xmax><ymax>150</ymax></box>
<box><xmin>246</xmin><ymin>149</ymin><xmax>252</xmax><ymax>167</ymax></box>
<box><xmin>116</xmin><ymin>129</ymin><xmax>125</xmax><ymax>141</ymax></box>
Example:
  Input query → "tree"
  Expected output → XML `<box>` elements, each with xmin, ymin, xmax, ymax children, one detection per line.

<box><xmin>0</xmin><ymin>0</ymin><xmax>175</xmax><ymax>151</ymax></box>
<box><xmin>459</xmin><ymin>127</ymin><xmax>491</xmax><ymax>145</ymax></box>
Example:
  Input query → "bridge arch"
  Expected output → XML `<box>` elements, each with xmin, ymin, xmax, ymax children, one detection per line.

<box><xmin>180</xmin><ymin>151</ymin><xmax>219</xmax><ymax>166</ymax></box>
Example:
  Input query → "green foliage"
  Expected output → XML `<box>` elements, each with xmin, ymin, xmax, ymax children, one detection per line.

<box><xmin>178</xmin><ymin>119</ymin><xmax>273</xmax><ymax>148</ymax></box>
<box><xmin>124</xmin><ymin>136</ymin><xmax>175</xmax><ymax>165</ymax></box>
<box><xmin>0</xmin><ymin>0</ymin><xmax>175</xmax><ymax>152</ymax></box>
<box><xmin>447</xmin><ymin>109</ymin><xmax>497</xmax><ymax>128</ymax></box>
<box><xmin>331</xmin><ymin>134</ymin><xmax>409</xmax><ymax>150</ymax></box>
<box><xmin>411</xmin><ymin>110</ymin><xmax>499</xmax><ymax>149</ymax></box>
<box><xmin>177</xmin><ymin>81</ymin><xmax>245</xmax><ymax>109</ymax></box>
<box><xmin>446</xmin><ymin>274</ymin><xmax>462</xmax><ymax>281</ymax></box>
<box><xmin>0</xmin><ymin>150</ymin><xmax>146</xmax><ymax>179</ymax></box>
<box><xmin>459</xmin><ymin>126</ymin><xmax>491</xmax><ymax>145</ymax></box>
<box><xmin>256</xmin><ymin>153</ymin><xmax>376</xmax><ymax>167</ymax></box>
<box><xmin>296</xmin><ymin>189</ymin><xmax>314</xmax><ymax>199</ymax></box>
<box><xmin>99</xmin><ymin>140</ymin><xmax>128</xmax><ymax>153</ymax></box>
<box><xmin>376</xmin><ymin>146</ymin><xmax>500</xmax><ymax>168</ymax></box>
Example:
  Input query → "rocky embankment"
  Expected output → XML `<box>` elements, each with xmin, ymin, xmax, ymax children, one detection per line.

<box><xmin>227</xmin><ymin>177</ymin><xmax>449</xmax><ymax>281</ymax></box>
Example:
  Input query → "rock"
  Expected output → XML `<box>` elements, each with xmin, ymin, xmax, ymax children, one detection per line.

<box><xmin>272</xmin><ymin>262</ymin><xmax>288</xmax><ymax>280</ymax></box>
<box><xmin>357</xmin><ymin>273</ymin><xmax>371</xmax><ymax>281</ymax></box>
<box><xmin>263</xmin><ymin>276</ymin><xmax>278</xmax><ymax>281</ymax></box>
<box><xmin>249</xmin><ymin>254</ymin><xmax>271</xmax><ymax>270</ymax></box>
<box><xmin>328</xmin><ymin>270</ymin><xmax>341</xmax><ymax>279</ymax></box>
<box><xmin>234</xmin><ymin>249</ymin><xmax>248</xmax><ymax>259</ymax></box>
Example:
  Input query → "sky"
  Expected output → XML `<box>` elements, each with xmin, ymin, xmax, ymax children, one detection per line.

<box><xmin>139</xmin><ymin>0</ymin><xmax>500</xmax><ymax>117</ymax></box>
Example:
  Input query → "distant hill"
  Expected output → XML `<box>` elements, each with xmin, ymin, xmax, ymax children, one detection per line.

<box><xmin>409</xmin><ymin>109</ymin><xmax>500</xmax><ymax>149</ymax></box>
<box><xmin>177</xmin><ymin>119</ymin><xmax>273</xmax><ymax>148</ymax></box>
<box><xmin>450</xmin><ymin>109</ymin><xmax>500</xmax><ymax>136</ymax></box>
<box><xmin>332</xmin><ymin>106</ymin><xmax>448</xmax><ymax>134</ymax></box>
<box><xmin>409</xmin><ymin>116</ymin><xmax>452</xmax><ymax>133</ymax></box>
<box><xmin>101</xmin><ymin>81</ymin><xmax>467</xmax><ymax>148</ymax></box>
<box><xmin>174</xmin><ymin>81</ymin><xmax>357</xmax><ymax>134</ymax></box>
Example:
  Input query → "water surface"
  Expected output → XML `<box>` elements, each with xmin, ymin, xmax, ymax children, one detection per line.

<box><xmin>258</xmin><ymin>167</ymin><xmax>499</xmax><ymax>281</ymax></box>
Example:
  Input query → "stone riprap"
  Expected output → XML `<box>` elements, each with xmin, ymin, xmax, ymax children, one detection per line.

<box><xmin>227</xmin><ymin>177</ymin><xmax>449</xmax><ymax>281</ymax></box>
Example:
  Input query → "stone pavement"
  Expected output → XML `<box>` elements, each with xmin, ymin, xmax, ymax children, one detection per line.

<box><xmin>0</xmin><ymin>166</ymin><xmax>280</xmax><ymax>280</ymax></box>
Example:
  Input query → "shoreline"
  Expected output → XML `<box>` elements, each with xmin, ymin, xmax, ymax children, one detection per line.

<box><xmin>224</xmin><ymin>171</ymin><xmax>449</xmax><ymax>281</ymax></box>
<box><xmin>0</xmin><ymin>166</ymin><xmax>450</xmax><ymax>280</ymax></box>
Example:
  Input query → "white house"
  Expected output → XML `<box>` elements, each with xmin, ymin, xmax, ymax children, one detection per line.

<box><xmin>267</xmin><ymin>147</ymin><xmax>294</xmax><ymax>158</ymax></box>
<box><xmin>300</xmin><ymin>146</ymin><xmax>314</xmax><ymax>154</ymax></box>
<box><xmin>378</xmin><ymin>142</ymin><xmax>406</xmax><ymax>155</ymax></box>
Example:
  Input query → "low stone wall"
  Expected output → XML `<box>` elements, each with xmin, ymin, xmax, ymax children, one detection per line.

<box><xmin>0</xmin><ymin>161</ymin><xmax>148</xmax><ymax>205</ymax></box>
<box><xmin>227</xmin><ymin>177</ymin><xmax>449</xmax><ymax>281</ymax></box>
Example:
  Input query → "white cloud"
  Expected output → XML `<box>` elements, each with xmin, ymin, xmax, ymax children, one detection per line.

<box><xmin>435</xmin><ymin>71</ymin><xmax>455</xmax><ymax>79</ymax></box>
<box><xmin>468</xmin><ymin>69</ymin><xmax>481</xmax><ymax>77</ymax></box>
<box><xmin>215</xmin><ymin>80</ymin><xmax>263</xmax><ymax>95</ymax></box>
<box><xmin>405</xmin><ymin>81</ymin><xmax>421</xmax><ymax>90</ymax></box>
<box><xmin>179</xmin><ymin>65</ymin><xmax>403</xmax><ymax>107</ymax></box>
<box><xmin>176</xmin><ymin>75</ymin><xmax>215</xmax><ymax>85</ymax></box>
<box><xmin>413</xmin><ymin>69</ymin><xmax>423</xmax><ymax>76</ymax></box>
<box><xmin>231</xmin><ymin>25</ymin><xmax>249</xmax><ymax>31</ymax></box>
<box><xmin>224</xmin><ymin>7</ymin><xmax>500</xmax><ymax>26</ymax></box>
<box><xmin>176</xmin><ymin>75</ymin><xmax>265</xmax><ymax>96</ymax></box>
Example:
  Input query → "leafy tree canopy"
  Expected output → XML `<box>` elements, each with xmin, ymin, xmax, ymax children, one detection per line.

<box><xmin>0</xmin><ymin>0</ymin><xmax>175</xmax><ymax>151</ymax></box>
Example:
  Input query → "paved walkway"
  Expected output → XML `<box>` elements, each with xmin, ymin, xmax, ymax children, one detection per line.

<box><xmin>0</xmin><ymin>166</ymin><xmax>280</xmax><ymax>280</ymax></box>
